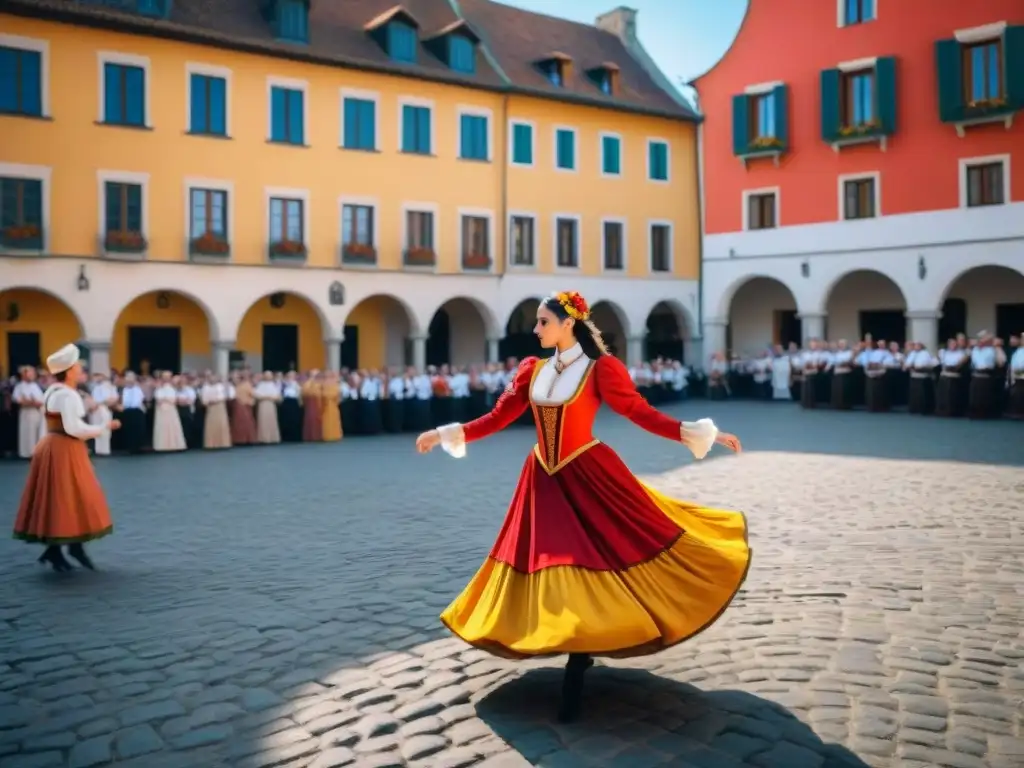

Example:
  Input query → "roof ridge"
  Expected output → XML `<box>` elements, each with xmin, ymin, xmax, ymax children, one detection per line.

<box><xmin>471</xmin><ymin>0</ymin><xmax>619</xmax><ymax>37</ymax></box>
<box><xmin>445</xmin><ymin>0</ymin><xmax>510</xmax><ymax>84</ymax></box>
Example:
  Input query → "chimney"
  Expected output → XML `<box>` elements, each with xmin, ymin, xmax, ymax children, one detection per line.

<box><xmin>595</xmin><ymin>6</ymin><xmax>638</xmax><ymax>43</ymax></box>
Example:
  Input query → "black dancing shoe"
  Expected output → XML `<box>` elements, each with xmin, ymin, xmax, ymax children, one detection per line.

<box><xmin>67</xmin><ymin>543</ymin><xmax>96</xmax><ymax>571</ymax></box>
<box><xmin>557</xmin><ymin>653</ymin><xmax>594</xmax><ymax>723</ymax></box>
<box><xmin>38</xmin><ymin>546</ymin><xmax>73</xmax><ymax>572</ymax></box>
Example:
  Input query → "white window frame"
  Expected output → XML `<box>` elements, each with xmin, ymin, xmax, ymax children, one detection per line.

<box><xmin>183</xmin><ymin>177</ymin><xmax>235</xmax><ymax>259</ymax></box>
<box><xmin>646</xmin><ymin>137</ymin><xmax>671</xmax><ymax>184</ymax></box>
<box><xmin>97</xmin><ymin>169</ymin><xmax>150</xmax><ymax>253</ymax></box>
<box><xmin>508</xmin><ymin>119</ymin><xmax>536</xmax><ymax>168</ymax></box>
<box><xmin>958</xmin><ymin>154</ymin><xmax>1011</xmax><ymax>209</ymax></box>
<box><xmin>507</xmin><ymin>210</ymin><xmax>538</xmax><ymax>270</ymax></box>
<box><xmin>0</xmin><ymin>162</ymin><xmax>52</xmax><ymax>253</ymax></box>
<box><xmin>741</xmin><ymin>186</ymin><xmax>781</xmax><ymax>231</ymax></box>
<box><xmin>456</xmin><ymin>105</ymin><xmax>494</xmax><ymax>162</ymax></box>
<box><xmin>552</xmin><ymin>212</ymin><xmax>582</xmax><ymax>272</ymax></box>
<box><xmin>396</xmin><ymin>95</ymin><xmax>434</xmax><ymax>155</ymax></box>
<box><xmin>954</xmin><ymin>21</ymin><xmax>1007</xmax><ymax>44</ymax></box>
<box><xmin>837</xmin><ymin>0</ymin><xmax>877</xmax><ymax>28</ymax></box>
<box><xmin>97</xmin><ymin>51</ymin><xmax>152</xmax><ymax>127</ymax></box>
<box><xmin>457</xmin><ymin>207</ymin><xmax>496</xmax><ymax>272</ymax></box>
<box><xmin>0</xmin><ymin>34</ymin><xmax>50</xmax><ymax>117</ymax></box>
<box><xmin>553</xmin><ymin>125</ymin><xmax>579</xmax><ymax>173</ymax></box>
<box><xmin>599</xmin><ymin>131</ymin><xmax>623</xmax><ymax>178</ymax></box>
<box><xmin>265</xmin><ymin>75</ymin><xmax>310</xmax><ymax>144</ymax></box>
<box><xmin>264</xmin><ymin>186</ymin><xmax>311</xmax><ymax>255</ymax></box>
<box><xmin>184</xmin><ymin>62</ymin><xmax>233</xmax><ymax>137</ymax></box>
<box><xmin>647</xmin><ymin>219</ymin><xmax>674</xmax><ymax>274</ymax></box>
<box><xmin>340</xmin><ymin>87</ymin><xmax>381</xmax><ymax>151</ymax></box>
<box><xmin>837</xmin><ymin>171</ymin><xmax>882</xmax><ymax>221</ymax></box>
<box><xmin>401</xmin><ymin>201</ymin><xmax>440</xmax><ymax>269</ymax></box>
<box><xmin>599</xmin><ymin>216</ymin><xmax>627</xmax><ymax>273</ymax></box>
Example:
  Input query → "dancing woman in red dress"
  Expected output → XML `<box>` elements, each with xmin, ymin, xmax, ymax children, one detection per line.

<box><xmin>416</xmin><ymin>291</ymin><xmax>750</xmax><ymax>721</ymax></box>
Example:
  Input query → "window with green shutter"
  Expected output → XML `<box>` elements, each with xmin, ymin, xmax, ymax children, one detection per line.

<box><xmin>821</xmin><ymin>58</ymin><xmax>896</xmax><ymax>147</ymax></box>
<box><xmin>555</xmin><ymin>128</ymin><xmax>575</xmax><ymax>170</ymax></box>
<box><xmin>937</xmin><ymin>27</ymin><xmax>1022</xmax><ymax>129</ymax></box>
<box><xmin>648</xmin><ymin>140</ymin><xmax>668</xmax><ymax>181</ymax></box>
<box><xmin>511</xmin><ymin>122</ymin><xmax>533</xmax><ymax>165</ymax></box>
<box><xmin>401</xmin><ymin>104</ymin><xmax>431</xmax><ymax>154</ymax></box>
<box><xmin>732</xmin><ymin>85</ymin><xmax>788</xmax><ymax>159</ymax></box>
<box><xmin>601</xmin><ymin>134</ymin><xmax>621</xmax><ymax>175</ymax></box>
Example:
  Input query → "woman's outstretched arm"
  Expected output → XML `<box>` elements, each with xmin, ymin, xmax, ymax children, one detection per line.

<box><xmin>418</xmin><ymin>357</ymin><xmax>539</xmax><ymax>457</ymax></box>
<box><xmin>595</xmin><ymin>355</ymin><xmax>740</xmax><ymax>458</ymax></box>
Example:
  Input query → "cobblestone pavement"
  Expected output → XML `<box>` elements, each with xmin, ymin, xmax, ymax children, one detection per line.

<box><xmin>1</xmin><ymin>403</ymin><xmax>1022</xmax><ymax>768</ymax></box>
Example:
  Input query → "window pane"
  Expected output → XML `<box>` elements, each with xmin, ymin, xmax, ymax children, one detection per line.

<box><xmin>271</xmin><ymin>87</ymin><xmax>286</xmax><ymax>141</ymax></box>
<box><xmin>971</xmin><ymin>47</ymin><xmax>985</xmax><ymax>100</ymax></box>
<box><xmin>209</xmin><ymin>76</ymin><xmax>226</xmax><ymax>135</ymax></box>
<box><xmin>125</xmin><ymin>66</ymin><xmax>145</xmax><ymax>125</ymax></box>
<box><xmin>18</xmin><ymin>50</ymin><xmax>41</xmax><ymax>116</ymax></box>
<box><xmin>287</xmin><ymin>90</ymin><xmax>303</xmax><ymax>143</ymax></box>
<box><xmin>191</xmin><ymin>191</ymin><xmax>207</xmax><ymax>236</ymax></box>
<box><xmin>104</xmin><ymin>64</ymin><xmax>122</xmax><ymax>123</ymax></box>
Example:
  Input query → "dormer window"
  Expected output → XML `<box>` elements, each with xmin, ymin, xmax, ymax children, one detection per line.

<box><xmin>448</xmin><ymin>34</ymin><xmax>475</xmax><ymax>74</ymax></box>
<box><xmin>274</xmin><ymin>0</ymin><xmax>309</xmax><ymax>43</ymax></box>
<box><xmin>387</xmin><ymin>21</ymin><xmax>417</xmax><ymax>63</ymax></box>
<box><xmin>538</xmin><ymin>53</ymin><xmax>572</xmax><ymax>87</ymax></box>
<box><xmin>588</xmin><ymin>63</ymin><xmax>620</xmax><ymax>95</ymax></box>
<box><xmin>136</xmin><ymin>0</ymin><xmax>167</xmax><ymax>17</ymax></box>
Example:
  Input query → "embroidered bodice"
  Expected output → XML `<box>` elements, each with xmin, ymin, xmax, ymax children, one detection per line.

<box><xmin>528</xmin><ymin>350</ymin><xmax>602</xmax><ymax>474</ymax></box>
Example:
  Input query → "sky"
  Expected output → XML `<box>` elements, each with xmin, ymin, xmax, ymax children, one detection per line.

<box><xmin>499</xmin><ymin>0</ymin><xmax>749</xmax><ymax>87</ymax></box>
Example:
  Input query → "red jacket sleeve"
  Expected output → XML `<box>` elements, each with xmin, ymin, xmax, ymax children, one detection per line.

<box><xmin>594</xmin><ymin>355</ymin><xmax>682</xmax><ymax>442</ymax></box>
<box><xmin>462</xmin><ymin>357</ymin><xmax>538</xmax><ymax>443</ymax></box>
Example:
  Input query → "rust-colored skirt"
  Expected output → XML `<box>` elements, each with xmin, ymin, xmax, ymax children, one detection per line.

<box><xmin>12</xmin><ymin>433</ymin><xmax>113</xmax><ymax>544</ymax></box>
<box><xmin>230</xmin><ymin>401</ymin><xmax>258</xmax><ymax>445</ymax></box>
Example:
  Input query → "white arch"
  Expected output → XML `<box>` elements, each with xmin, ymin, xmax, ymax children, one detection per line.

<box><xmin>231</xmin><ymin>289</ymin><xmax>332</xmax><ymax>341</ymax></box>
<box><xmin>428</xmin><ymin>294</ymin><xmax>502</xmax><ymax>339</ymax></box>
<box><xmin>589</xmin><ymin>299</ymin><xmax>632</xmax><ymax>339</ymax></box>
<box><xmin>644</xmin><ymin>297</ymin><xmax>696</xmax><ymax>338</ymax></box>
<box><xmin>109</xmin><ymin>288</ymin><xmax>221</xmax><ymax>341</ymax></box>
<box><xmin>812</xmin><ymin>267</ymin><xmax>912</xmax><ymax>315</ymax></box>
<box><xmin>0</xmin><ymin>285</ymin><xmax>88</xmax><ymax>338</ymax></box>
<box><xmin>929</xmin><ymin>263</ymin><xmax>1024</xmax><ymax>312</ymax></box>
<box><xmin>715</xmin><ymin>273</ymin><xmax>803</xmax><ymax>319</ymax></box>
<box><xmin>339</xmin><ymin>292</ymin><xmax>423</xmax><ymax>337</ymax></box>
<box><xmin>500</xmin><ymin>296</ymin><xmax>543</xmax><ymax>333</ymax></box>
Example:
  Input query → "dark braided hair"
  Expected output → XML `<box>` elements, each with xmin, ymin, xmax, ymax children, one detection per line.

<box><xmin>540</xmin><ymin>294</ymin><xmax>610</xmax><ymax>359</ymax></box>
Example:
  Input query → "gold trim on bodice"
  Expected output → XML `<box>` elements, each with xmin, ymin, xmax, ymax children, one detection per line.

<box><xmin>529</xmin><ymin>359</ymin><xmax>597</xmax><ymax>474</ymax></box>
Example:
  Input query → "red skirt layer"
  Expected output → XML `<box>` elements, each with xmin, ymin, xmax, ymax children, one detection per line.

<box><xmin>442</xmin><ymin>443</ymin><xmax>751</xmax><ymax>659</ymax></box>
<box><xmin>13</xmin><ymin>434</ymin><xmax>113</xmax><ymax>544</ymax></box>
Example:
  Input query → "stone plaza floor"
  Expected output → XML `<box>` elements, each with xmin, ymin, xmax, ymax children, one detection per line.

<box><xmin>0</xmin><ymin>402</ymin><xmax>1022</xmax><ymax>768</ymax></box>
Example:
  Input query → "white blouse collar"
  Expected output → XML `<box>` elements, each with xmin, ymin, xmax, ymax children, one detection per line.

<box><xmin>552</xmin><ymin>342</ymin><xmax>586</xmax><ymax>364</ymax></box>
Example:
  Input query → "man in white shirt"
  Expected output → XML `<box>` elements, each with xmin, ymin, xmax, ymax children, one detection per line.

<box><xmin>12</xmin><ymin>366</ymin><xmax>45</xmax><ymax>458</ymax></box>
<box><xmin>968</xmin><ymin>332</ymin><xmax>999</xmax><ymax>419</ymax></box>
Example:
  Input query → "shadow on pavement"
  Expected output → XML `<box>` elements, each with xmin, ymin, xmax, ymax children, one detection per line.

<box><xmin>476</xmin><ymin>666</ymin><xmax>871</xmax><ymax>768</ymax></box>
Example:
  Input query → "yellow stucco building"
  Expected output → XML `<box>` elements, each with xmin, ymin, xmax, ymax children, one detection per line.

<box><xmin>0</xmin><ymin>0</ymin><xmax>701</xmax><ymax>375</ymax></box>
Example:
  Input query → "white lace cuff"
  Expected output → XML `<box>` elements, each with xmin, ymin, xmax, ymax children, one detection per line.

<box><xmin>681</xmin><ymin>419</ymin><xmax>718</xmax><ymax>460</ymax></box>
<box><xmin>437</xmin><ymin>422</ymin><xmax>466</xmax><ymax>458</ymax></box>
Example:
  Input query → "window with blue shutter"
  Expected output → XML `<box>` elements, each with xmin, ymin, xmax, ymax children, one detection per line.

<box><xmin>276</xmin><ymin>0</ymin><xmax>309</xmax><ymax>43</ymax></box>
<box><xmin>343</xmin><ymin>98</ymin><xmax>376</xmax><ymax>150</ymax></box>
<box><xmin>732</xmin><ymin>86</ymin><xmax>788</xmax><ymax>156</ymax></box>
<box><xmin>843</xmin><ymin>0</ymin><xmax>874</xmax><ymax>25</ymax></box>
<box><xmin>555</xmin><ymin>128</ymin><xmax>575</xmax><ymax>170</ymax></box>
<box><xmin>105</xmin><ymin>182</ymin><xmax>142</xmax><ymax>233</ymax></box>
<box><xmin>448</xmin><ymin>35</ymin><xmax>475</xmax><ymax>74</ymax></box>
<box><xmin>401</xmin><ymin>104</ymin><xmax>431</xmax><ymax>154</ymax></box>
<box><xmin>387</xmin><ymin>22</ymin><xmax>417</xmax><ymax>63</ymax></box>
<box><xmin>189</xmin><ymin>74</ymin><xmax>227</xmax><ymax>136</ymax></box>
<box><xmin>601</xmin><ymin>134</ymin><xmax>621</xmax><ymax>175</ymax></box>
<box><xmin>103</xmin><ymin>63</ymin><xmax>146</xmax><ymax>126</ymax></box>
<box><xmin>270</xmin><ymin>86</ymin><xmax>304</xmax><ymax>144</ymax></box>
<box><xmin>648</xmin><ymin>141</ymin><xmax>668</xmax><ymax>181</ymax></box>
<box><xmin>511</xmin><ymin>122</ymin><xmax>533</xmax><ymax>165</ymax></box>
<box><xmin>459</xmin><ymin>114</ymin><xmax>488</xmax><ymax>160</ymax></box>
<box><xmin>820</xmin><ymin>68</ymin><xmax>841</xmax><ymax>141</ymax></box>
<box><xmin>0</xmin><ymin>46</ymin><xmax>43</xmax><ymax>116</ymax></box>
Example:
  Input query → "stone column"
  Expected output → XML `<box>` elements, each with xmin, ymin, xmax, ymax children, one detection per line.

<box><xmin>83</xmin><ymin>341</ymin><xmax>111</xmax><ymax>376</ymax></box>
<box><xmin>486</xmin><ymin>337</ymin><xmax>501</xmax><ymax>364</ymax></box>
<box><xmin>702</xmin><ymin>318</ymin><xmax>728</xmax><ymax>361</ymax></box>
<box><xmin>410</xmin><ymin>334</ymin><xmax>428</xmax><ymax>371</ymax></box>
<box><xmin>325</xmin><ymin>336</ymin><xmax>342</xmax><ymax>372</ymax></box>
<box><xmin>798</xmin><ymin>312</ymin><xmax>827</xmax><ymax>345</ymax></box>
<box><xmin>905</xmin><ymin>310</ymin><xmax>941</xmax><ymax>348</ymax></box>
<box><xmin>627</xmin><ymin>335</ymin><xmax>645</xmax><ymax>366</ymax></box>
<box><xmin>213</xmin><ymin>340</ymin><xmax>234</xmax><ymax>377</ymax></box>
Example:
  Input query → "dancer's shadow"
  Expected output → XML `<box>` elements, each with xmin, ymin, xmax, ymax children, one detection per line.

<box><xmin>476</xmin><ymin>666</ymin><xmax>870</xmax><ymax>767</ymax></box>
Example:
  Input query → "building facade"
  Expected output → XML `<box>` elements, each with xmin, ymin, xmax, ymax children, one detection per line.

<box><xmin>0</xmin><ymin>0</ymin><xmax>701</xmax><ymax>377</ymax></box>
<box><xmin>695</xmin><ymin>0</ymin><xmax>1024</xmax><ymax>357</ymax></box>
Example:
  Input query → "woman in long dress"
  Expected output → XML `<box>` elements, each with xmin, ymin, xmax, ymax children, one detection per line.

<box><xmin>117</xmin><ymin>372</ymin><xmax>148</xmax><ymax>453</ymax></box>
<box><xmin>88</xmin><ymin>372</ymin><xmax>117</xmax><ymax>456</ymax></box>
<box><xmin>152</xmin><ymin>372</ymin><xmax>187</xmax><ymax>452</ymax></box>
<box><xmin>301</xmin><ymin>371</ymin><xmax>323</xmax><ymax>442</ymax></box>
<box><xmin>321</xmin><ymin>372</ymin><xmax>343</xmax><ymax>442</ymax></box>
<box><xmin>13</xmin><ymin>367</ymin><xmax>45</xmax><ymax>459</ymax></box>
<box><xmin>12</xmin><ymin>344</ymin><xmax>121</xmax><ymax>571</ymax></box>
<box><xmin>230</xmin><ymin>374</ymin><xmax>259</xmax><ymax>445</ymax></box>
<box><xmin>201</xmin><ymin>376</ymin><xmax>232</xmax><ymax>449</ymax></box>
<box><xmin>416</xmin><ymin>291</ymin><xmax>748</xmax><ymax>723</ymax></box>
<box><xmin>279</xmin><ymin>372</ymin><xmax>303</xmax><ymax>442</ymax></box>
<box><xmin>254</xmin><ymin>371</ymin><xmax>282</xmax><ymax>444</ymax></box>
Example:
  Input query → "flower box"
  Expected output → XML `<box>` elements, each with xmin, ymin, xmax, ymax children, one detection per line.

<box><xmin>403</xmin><ymin>246</ymin><xmax>436</xmax><ymax>266</ymax></box>
<box><xmin>105</xmin><ymin>230</ymin><xmax>147</xmax><ymax>253</ymax></box>
<box><xmin>342</xmin><ymin>243</ymin><xmax>377</xmax><ymax>265</ymax></box>
<box><xmin>965</xmin><ymin>97</ymin><xmax>1011</xmax><ymax>115</ymax></box>
<box><xmin>189</xmin><ymin>233</ymin><xmax>230</xmax><ymax>257</ymax></box>
<box><xmin>838</xmin><ymin>119</ymin><xmax>882</xmax><ymax>138</ymax></box>
<box><xmin>269</xmin><ymin>240</ymin><xmax>307</xmax><ymax>260</ymax></box>
<box><xmin>462</xmin><ymin>253</ymin><xmax>491</xmax><ymax>270</ymax></box>
<box><xmin>1</xmin><ymin>224</ymin><xmax>43</xmax><ymax>250</ymax></box>
<box><xmin>748</xmin><ymin>136</ymin><xmax>784</xmax><ymax>150</ymax></box>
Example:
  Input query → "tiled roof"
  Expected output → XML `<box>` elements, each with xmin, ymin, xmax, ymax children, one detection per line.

<box><xmin>1</xmin><ymin>0</ymin><xmax>695</xmax><ymax>119</ymax></box>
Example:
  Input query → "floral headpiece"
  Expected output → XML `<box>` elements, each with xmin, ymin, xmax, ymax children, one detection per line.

<box><xmin>555</xmin><ymin>291</ymin><xmax>590</xmax><ymax>321</ymax></box>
